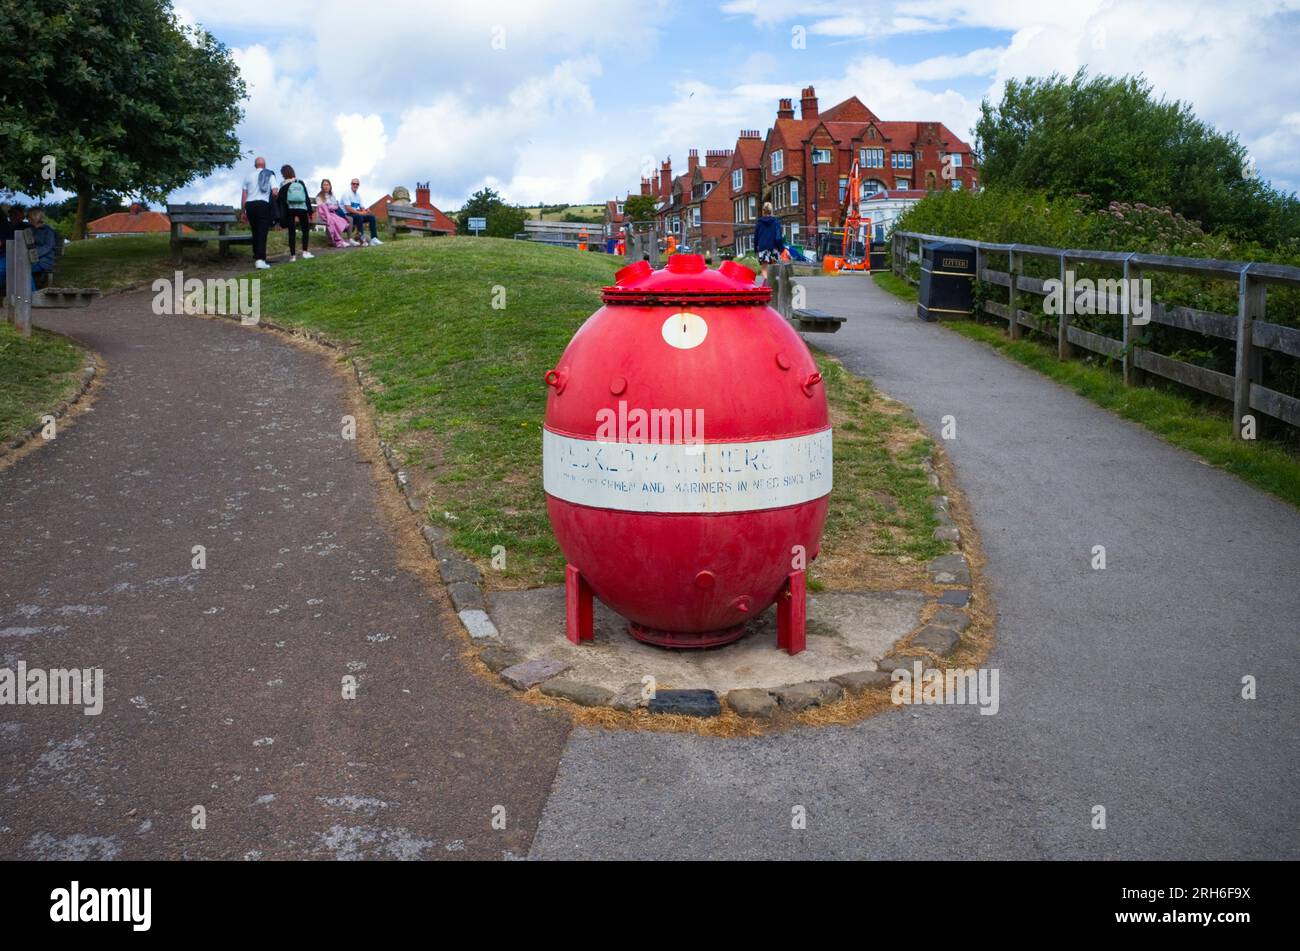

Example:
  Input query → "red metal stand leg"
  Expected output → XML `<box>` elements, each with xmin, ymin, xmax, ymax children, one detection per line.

<box><xmin>565</xmin><ymin>563</ymin><xmax>594</xmax><ymax>644</ymax></box>
<box><xmin>777</xmin><ymin>569</ymin><xmax>806</xmax><ymax>655</ymax></box>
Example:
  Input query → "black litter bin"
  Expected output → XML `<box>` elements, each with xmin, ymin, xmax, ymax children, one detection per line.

<box><xmin>868</xmin><ymin>241</ymin><xmax>888</xmax><ymax>273</ymax></box>
<box><xmin>917</xmin><ymin>242</ymin><xmax>976</xmax><ymax>321</ymax></box>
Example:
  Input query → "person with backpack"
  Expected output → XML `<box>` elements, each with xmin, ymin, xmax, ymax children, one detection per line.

<box><xmin>277</xmin><ymin>165</ymin><xmax>315</xmax><ymax>261</ymax></box>
<box><xmin>240</xmin><ymin>156</ymin><xmax>279</xmax><ymax>269</ymax></box>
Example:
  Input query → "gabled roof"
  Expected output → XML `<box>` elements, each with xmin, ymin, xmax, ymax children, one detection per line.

<box><xmin>367</xmin><ymin>194</ymin><xmax>456</xmax><ymax>232</ymax></box>
<box><xmin>731</xmin><ymin>135</ymin><xmax>764</xmax><ymax>169</ymax></box>
<box><xmin>87</xmin><ymin>209</ymin><xmax>187</xmax><ymax>235</ymax></box>
<box><xmin>820</xmin><ymin>96</ymin><xmax>879</xmax><ymax>124</ymax></box>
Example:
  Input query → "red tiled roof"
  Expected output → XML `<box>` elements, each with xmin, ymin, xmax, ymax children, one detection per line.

<box><xmin>732</xmin><ymin>136</ymin><xmax>764</xmax><ymax>168</ymax></box>
<box><xmin>367</xmin><ymin>194</ymin><xmax>456</xmax><ymax>232</ymax></box>
<box><xmin>820</xmin><ymin>96</ymin><xmax>879</xmax><ymax>124</ymax></box>
<box><xmin>87</xmin><ymin>210</ymin><xmax>189</xmax><ymax>235</ymax></box>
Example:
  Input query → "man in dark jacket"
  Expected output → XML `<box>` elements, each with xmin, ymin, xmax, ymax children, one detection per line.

<box><xmin>28</xmin><ymin>209</ymin><xmax>59</xmax><ymax>280</ymax></box>
<box><xmin>754</xmin><ymin>201</ymin><xmax>785</xmax><ymax>282</ymax></box>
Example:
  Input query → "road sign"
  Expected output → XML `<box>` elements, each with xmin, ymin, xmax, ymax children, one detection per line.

<box><xmin>469</xmin><ymin>216</ymin><xmax>486</xmax><ymax>236</ymax></box>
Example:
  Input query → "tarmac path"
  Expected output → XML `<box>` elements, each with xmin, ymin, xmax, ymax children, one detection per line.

<box><xmin>1</xmin><ymin>285</ymin><xmax>570</xmax><ymax>860</ymax></box>
<box><xmin>5</xmin><ymin>272</ymin><xmax>1296</xmax><ymax>860</ymax></box>
<box><xmin>530</xmin><ymin>274</ymin><xmax>1300</xmax><ymax>859</ymax></box>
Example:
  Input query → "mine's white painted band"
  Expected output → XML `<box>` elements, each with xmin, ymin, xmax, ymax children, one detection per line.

<box><xmin>543</xmin><ymin>428</ymin><xmax>832</xmax><ymax>514</ymax></box>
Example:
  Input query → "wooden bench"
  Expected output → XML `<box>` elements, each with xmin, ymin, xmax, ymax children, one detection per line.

<box><xmin>167</xmin><ymin>203</ymin><xmax>253</xmax><ymax>263</ymax></box>
<box><xmin>793</xmin><ymin>307</ymin><xmax>846</xmax><ymax>333</ymax></box>
<box><xmin>387</xmin><ymin>204</ymin><xmax>443</xmax><ymax>238</ymax></box>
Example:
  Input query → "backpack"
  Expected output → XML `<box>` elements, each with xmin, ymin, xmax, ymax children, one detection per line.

<box><xmin>285</xmin><ymin>180</ymin><xmax>309</xmax><ymax>211</ymax></box>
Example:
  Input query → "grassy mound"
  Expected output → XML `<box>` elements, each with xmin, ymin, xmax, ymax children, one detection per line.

<box><xmin>247</xmin><ymin>237</ymin><xmax>947</xmax><ymax>586</ymax></box>
<box><xmin>0</xmin><ymin>323</ymin><xmax>85</xmax><ymax>448</ymax></box>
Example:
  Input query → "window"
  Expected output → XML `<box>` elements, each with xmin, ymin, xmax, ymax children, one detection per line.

<box><xmin>704</xmin><ymin>182</ymin><xmax>713</xmax><ymax>195</ymax></box>
<box><xmin>838</xmin><ymin>176</ymin><xmax>847</xmax><ymax>204</ymax></box>
<box><xmin>615</xmin><ymin>203</ymin><xmax>624</xmax><ymax>215</ymax></box>
<box><xmin>861</xmin><ymin>179</ymin><xmax>886</xmax><ymax>198</ymax></box>
<box><xmin>734</xmin><ymin>199</ymin><xmax>745</xmax><ymax>223</ymax></box>
<box><xmin>895</xmin><ymin>178</ymin><xmax>910</xmax><ymax>190</ymax></box>
<box><xmin>731</xmin><ymin>169</ymin><xmax>743</xmax><ymax>191</ymax></box>
<box><xmin>903</xmin><ymin>153</ymin><xmax>914</xmax><ymax>169</ymax></box>
<box><xmin>811</xmin><ymin>147</ymin><xmax>832</xmax><ymax>164</ymax></box>
<box><xmin>950</xmin><ymin>179</ymin><xmax>963</xmax><ymax>190</ymax></box>
<box><xmin>671</xmin><ymin>216</ymin><xmax>681</xmax><ymax>234</ymax></box>
<box><xmin>748</xmin><ymin>196</ymin><xmax>757</xmax><ymax>219</ymax></box>
<box><xmin>790</xmin><ymin>223</ymin><xmax>799</xmax><ymax>243</ymax></box>
<box><xmin>691</xmin><ymin>207</ymin><xmax>701</xmax><ymax>226</ymax></box>
<box><xmin>790</xmin><ymin>180</ymin><xmax>799</xmax><ymax>206</ymax></box>
<box><xmin>771</xmin><ymin>149</ymin><xmax>784</xmax><ymax>174</ymax></box>
<box><xmin>860</xmin><ymin>147</ymin><xmax>884</xmax><ymax>168</ymax></box>
<box><xmin>948</xmin><ymin>153</ymin><xmax>963</xmax><ymax>167</ymax></box>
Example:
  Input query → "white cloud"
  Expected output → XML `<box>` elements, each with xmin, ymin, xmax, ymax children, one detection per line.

<box><xmin>162</xmin><ymin>0</ymin><xmax>1300</xmax><ymax>213</ymax></box>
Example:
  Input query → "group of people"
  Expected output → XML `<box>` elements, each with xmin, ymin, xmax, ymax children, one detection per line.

<box><xmin>240</xmin><ymin>156</ymin><xmax>383</xmax><ymax>269</ymax></box>
<box><xmin>0</xmin><ymin>204</ymin><xmax>60</xmax><ymax>294</ymax></box>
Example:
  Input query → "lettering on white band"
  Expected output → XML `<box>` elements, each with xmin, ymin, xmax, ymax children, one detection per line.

<box><xmin>543</xmin><ymin>428</ymin><xmax>832</xmax><ymax>514</ymax></box>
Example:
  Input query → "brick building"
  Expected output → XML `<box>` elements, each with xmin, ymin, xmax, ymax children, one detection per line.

<box><xmin>366</xmin><ymin>182</ymin><xmax>456</xmax><ymax>234</ymax></box>
<box><xmin>635</xmin><ymin>85</ymin><xmax>977</xmax><ymax>254</ymax></box>
<box><xmin>727</xmin><ymin>131</ymin><xmax>764</xmax><ymax>256</ymax></box>
<box><xmin>759</xmin><ymin>86</ymin><xmax>978</xmax><ymax>247</ymax></box>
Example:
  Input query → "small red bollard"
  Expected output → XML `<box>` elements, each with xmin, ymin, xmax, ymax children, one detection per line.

<box><xmin>777</xmin><ymin>569</ymin><xmax>807</xmax><ymax>655</ymax></box>
<box><xmin>565</xmin><ymin>563</ymin><xmax>594</xmax><ymax>644</ymax></box>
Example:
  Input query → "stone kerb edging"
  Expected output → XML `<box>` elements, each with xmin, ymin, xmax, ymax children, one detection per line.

<box><xmin>2</xmin><ymin>347</ymin><xmax>98</xmax><ymax>461</ymax></box>
<box><xmin>220</xmin><ymin>311</ymin><xmax>985</xmax><ymax>725</ymax></box>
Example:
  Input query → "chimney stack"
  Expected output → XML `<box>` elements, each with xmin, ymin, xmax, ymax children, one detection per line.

<box><xmin>688</xmin><ymin>148</ymin><xmax>699</xmax><ymax>174</ymax></box>
<box><xmin>705</xmin><ymin>148</ymin><xmax>732</xmax><ymax>168</ymax></box>
<box><xmin>777</xmin><ymin>98</ymin><xmax>794</xmax><ymax>120</ymax></box>
<box><xmin>800</xmin><ymin>86</ymin><xmax>818</xmax><ymax>121</ymax></box>
<box><xmin>415</xmin><ymin>181</ymin><xmax>431</xmax><ymax>207</ymax></box>
<box><xmin>659</xmin><ymin>157</ymin><xmax>672</xmax><ymax>199</ymax></box>
<box><xmin>640</xmin><ymin>177</ymin><xmax>652</xmax><ymax>196</ymax></box>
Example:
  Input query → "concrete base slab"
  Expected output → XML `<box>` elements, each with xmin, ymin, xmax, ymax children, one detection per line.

<box><xmin>488</xmin><ymin>586</ymin><xmax>926</xmax><ymax>695</ymax></box>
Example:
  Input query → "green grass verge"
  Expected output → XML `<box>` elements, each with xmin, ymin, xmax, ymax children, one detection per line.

<box><xmin>0</xmin><ymin>322</ymin><xmax>85</xmax><ymax>447</ymax></box>
<box><xmin>58</xmin><ymin>232</ymin><xmax>295</xmax><ymax>295</ymax></box>
<box><xmin>872</xmin><ymin>272</ymin><xmax>1300</xmax><ymax>507</ymax></box>
<box><xmin>235</xmin><ymin>237</ymin><xmax>946</xmax><ymax>586</ymax></box>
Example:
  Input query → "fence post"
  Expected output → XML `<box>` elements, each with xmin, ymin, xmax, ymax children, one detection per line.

<box><xmin>771</xmin><ymin>262</ymin><xmax>793</xmax><ymax>320</ymax></box>
<box><xmin>1121</xmin><ymin>255</ymin><xmax>1144</xmax><ymax>386</ymax></box>
<box><xmin>1056</xmin><ymin>253</ymin><xmax>1072</xmax><ymax>360</ymax></box>
<box><xmin>1007</xmin><ymin>249</ymin><xmax>1022</xmax><ymax>339</ymax></box>
<box><xmin>1233</xmin><ymin>265</ymin><xmax>1266</xmax><ymax>439</ymax></box>
<box><xmin>3</xmin><ymin>237</ymin><xmax>17</xmax><ymax>324</ymax></box>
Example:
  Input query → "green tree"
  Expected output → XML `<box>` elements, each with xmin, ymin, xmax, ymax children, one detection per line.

<box><xmin>456</xmin><ymin>187</ymin><xmax>527</xmax><ymax>238</ymax></box>
<box><xmin>0</xmin><ymin>0</ymin><xmax>246</xmax><ymax>237</ymax></box>
<box><xmin>623</xmin><ymin>194</ymin><xmax>657</xmax><ymax>222</ymax></box>
<box><xmin>975</xmin><ymin>69</ymin><xmax>1299</xmax><ymax>246</ymax></box>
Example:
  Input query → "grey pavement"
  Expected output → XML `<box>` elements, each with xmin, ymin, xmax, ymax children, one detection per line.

<box><xmin>530</xmin><ymin>274</ymin><xmax>1300</xmax><ymax>860</ymax></box>
<box><xmin>1</xmin><ymin>287</ymin><xmax>570</xmax><ymax>860</ymax></box>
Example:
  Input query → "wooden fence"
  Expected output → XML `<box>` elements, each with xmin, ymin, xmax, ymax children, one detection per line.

<box><xmin>891</xmin><ymin>230</ymin><xmax>1300</xmax><ymax>438</ymax></box>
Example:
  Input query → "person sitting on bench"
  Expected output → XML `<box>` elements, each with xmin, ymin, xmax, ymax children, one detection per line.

<box><xmin>339</xmin><ymin>179</ymin><xmax>381</xmax><ymax>246</ymax></box>
<box><xmin>27</xmin><ymin>209</ymin><xmax>59</xmax><ymax>285</ymax></box>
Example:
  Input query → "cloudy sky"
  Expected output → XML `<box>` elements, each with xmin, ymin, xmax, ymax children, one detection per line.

<box><xmin>161</xmin><ymin>0</ymin><xmax>1300</xmax><ymax>210</ymax></box>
